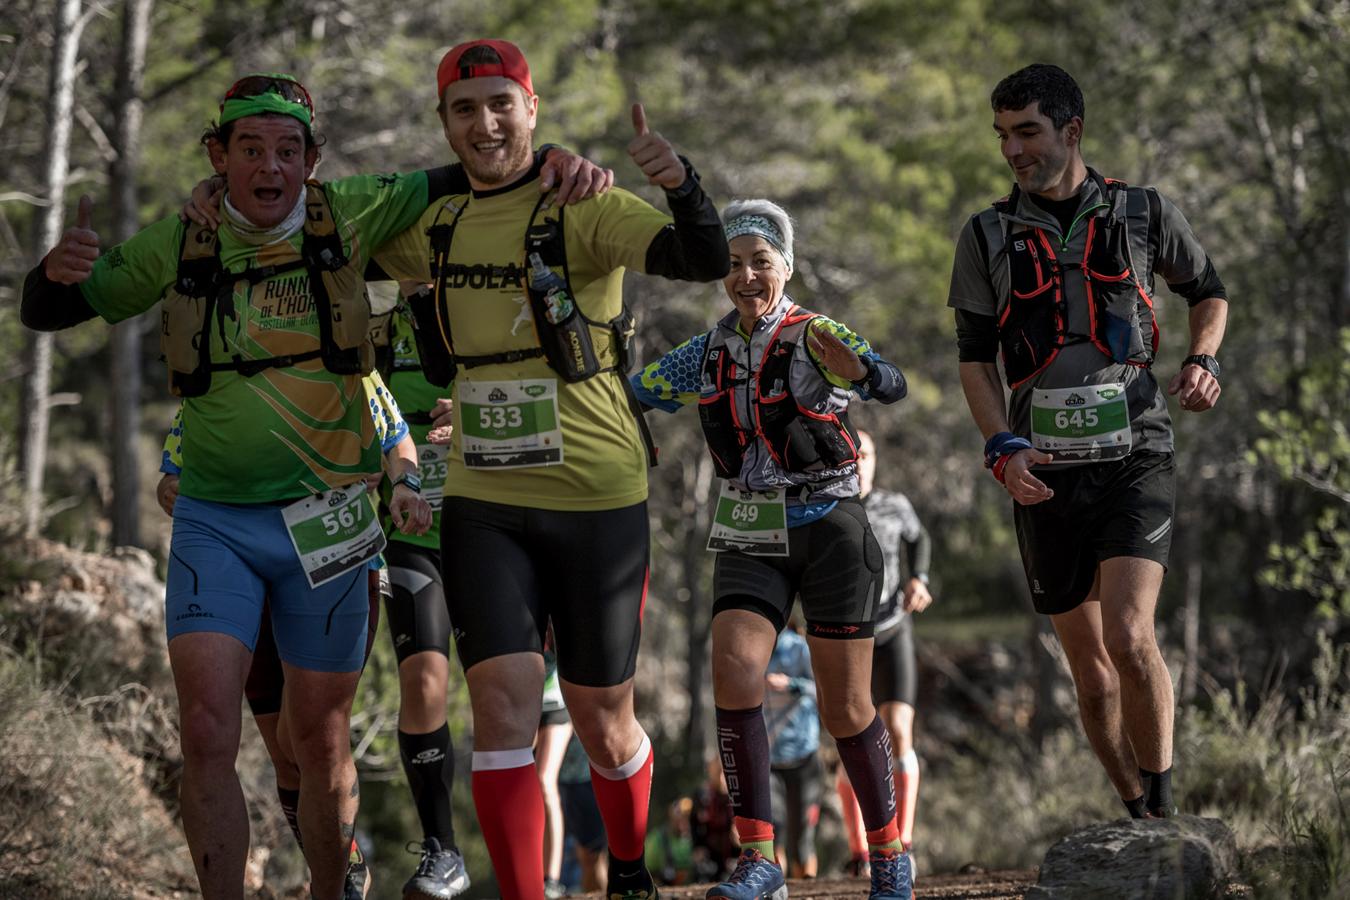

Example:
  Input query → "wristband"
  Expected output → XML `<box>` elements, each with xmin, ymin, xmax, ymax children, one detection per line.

<box><xmin>985</xmin><ymin>431</ymin><xmax>1032</xmax><ymax>484</ymax></box>
<box><xmin>983</xmin><ymin>431</ymin><xmax>1032</xmax><ymax>469</ymax></box>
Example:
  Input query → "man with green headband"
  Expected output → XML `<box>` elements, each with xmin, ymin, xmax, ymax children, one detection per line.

<box><xmin>22</xmin><ymin>72</ymin><xmax>607</xmax><ymax>900</ymax></box>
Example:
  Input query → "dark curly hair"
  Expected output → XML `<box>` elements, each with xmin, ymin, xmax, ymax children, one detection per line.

<box><xmin>990</xmin><ymin>64</ymin><xmax>1084</xmax><ymax>129</ymax></box>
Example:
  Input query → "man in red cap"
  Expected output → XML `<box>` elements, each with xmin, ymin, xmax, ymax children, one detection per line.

<box><xmin>375</xmin><ymin>38</ymin><xmax>729</xmax><ymax>900</ymax></box>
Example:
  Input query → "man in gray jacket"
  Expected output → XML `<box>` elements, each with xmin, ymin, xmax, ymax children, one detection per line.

<box><xmin>948</xmin><ymin>63</ymin><xmax>1227</xmax><ymax>819</ymax></box>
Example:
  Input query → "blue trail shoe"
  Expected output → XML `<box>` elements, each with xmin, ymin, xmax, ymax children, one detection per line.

<box><xmin>706</xmin><ymin>849</ymin><xmax>787</xmax><ymax>900</ymax></box>
<box><xmin>867</xmin><ymin>847</ymin><xmax>914</xmax><ymax>900</ymax></box>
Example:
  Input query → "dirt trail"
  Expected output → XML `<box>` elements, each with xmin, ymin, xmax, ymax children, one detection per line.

<box><xmin>596</xmin><ymin>869</ymin><xmax>1039</xmax><ymax>899</ymax></box>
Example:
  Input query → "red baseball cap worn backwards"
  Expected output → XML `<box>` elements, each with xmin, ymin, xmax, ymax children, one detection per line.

<box><xmin>436</xmin><ymin>39</ymin><xmax>534</xmax><ymax>100</ymax></box>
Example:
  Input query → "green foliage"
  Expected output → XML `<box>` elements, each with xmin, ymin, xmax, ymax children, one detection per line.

<box><xmin>1252</xmin><ymin>328</ymin><xmax>1350</xmax><ymax>620</ymax></box>
<box><xmin>921</xmin><ymin>633</ymin><xmax>1350</xmax><ymax>889</ymax></box>
<box><xmin>1180</xmin><ymin>633</ymin><xmax>1350</xmax><ymax>898</ymax></box>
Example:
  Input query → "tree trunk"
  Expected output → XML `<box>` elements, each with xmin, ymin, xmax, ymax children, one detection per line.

<box><xmin>682</xmin><ymin>454</ymin><xmax>714</xmax><ymax>769</ymax></box>
<box><xmin>22</xmin><ymin>0</ymin><xmax>86</xmax><ymax>538</ymax></box>
<box><xmin>108</xmin><ymin>0</ymin><xmax>153</xmax><ymax>548</ymax></box>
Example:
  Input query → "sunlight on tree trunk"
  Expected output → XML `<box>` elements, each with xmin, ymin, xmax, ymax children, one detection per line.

<box><xmin>22</xmin><ymin>0</ymin><xmax>87</xmax><ymax>539</ymax></box>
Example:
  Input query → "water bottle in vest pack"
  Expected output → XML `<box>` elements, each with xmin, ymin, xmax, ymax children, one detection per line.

<box><xmin>528</xmin><ymin>252</ymin><xmax>575</xmax><ymax>323</ymax></box>
<box><xmin>525</xmin><ymin>252</ymin><xmax>599</xmax><ymax>382</ymax></box>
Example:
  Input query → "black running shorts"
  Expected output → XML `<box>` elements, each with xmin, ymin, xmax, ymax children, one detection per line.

<box><xmin>1013</xmin><ymin>451</ymin><xmax>1176</xmax><ymax>616</ymax></box>
<box><xmin>384</xmin><ymin>540</ymin><xmax>451</xmax><ymax>664</ymax></box>
<box><xmin>440</xmin><ymin>497</ymin><xmax>649</xmax><ymax>687</ymax></box>
<box><xmin>712</xmin><ymin>498</ymin><xmax>882</xmax><ymax>639</ymax></box>
<box><xmin>871</xmin><ymin>614</ymin><xmax>916</xmax><ymax>707</ymax></box>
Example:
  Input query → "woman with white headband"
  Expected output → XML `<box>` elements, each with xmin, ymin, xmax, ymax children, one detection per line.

<box><xmin>633</xmin><ymin>199</ymin><xmax>912</xmax><ymax>900</ymax></box>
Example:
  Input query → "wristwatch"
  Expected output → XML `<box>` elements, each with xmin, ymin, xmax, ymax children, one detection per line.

<box><xmin>1182</xmin><ymin>354</ymin><xmax>1221</xmax><ymax>380</ymax></box>
<box><xmin>850</xmin><ymin>354</ymin><xmax>877</xmax><ymax>391</ymax></box>
<box><xmin>392</xmin><ymin>471</ymin><xmax>423</xmax><ymax>494</ymax></box>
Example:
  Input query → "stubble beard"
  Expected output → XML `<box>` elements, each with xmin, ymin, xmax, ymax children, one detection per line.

<box><xmin>1021</xmin><ymin>143</ymin><xmax>1072</xmax><ymax>196</ymax></box>
<box><xmin>454</xmin><ymin>130</ymin><xmax>533</xmax><ymax>188</ymax></box>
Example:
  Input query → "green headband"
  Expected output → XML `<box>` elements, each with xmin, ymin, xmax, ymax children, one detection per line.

<box><xmin>219</xmin><ymin>87</ymin><xmax>312</xmax><ymax>128</ymax></box>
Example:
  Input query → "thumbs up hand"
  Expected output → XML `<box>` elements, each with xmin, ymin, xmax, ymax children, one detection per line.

<box><xmin>627</xmin><ymin>103</ymin><xmax>686</xmax><ymax>190</ymax></box>
<box><xmin>44</xmin><ymin>194</ymin><xmax>101</xmax><ymax>284</ymax></box>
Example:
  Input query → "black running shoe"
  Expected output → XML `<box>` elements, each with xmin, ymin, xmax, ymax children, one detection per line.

<box><xmin>403</xmin><ymin>837</ymin><xmax>471</xmax><ymax>900</ymax></box>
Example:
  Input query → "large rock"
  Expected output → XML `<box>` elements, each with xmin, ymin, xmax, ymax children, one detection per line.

<box><xmin>1025</xmin><ymin>815</ymin><xmax>1237</xmax><ymax>900</ymax></box>
<box><xmin>9</xmin><ymin>538</ymin><xmax>166</xmax><ymax>674</ymax></box>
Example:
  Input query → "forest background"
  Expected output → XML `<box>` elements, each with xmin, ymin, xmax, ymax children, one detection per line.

<box><xmin>1</xmin><ymin>0</ymin><xmax>1348</xmax><ymax>898</ymax></box>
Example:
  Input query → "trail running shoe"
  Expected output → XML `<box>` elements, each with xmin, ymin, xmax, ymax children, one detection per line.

<box><xmin>706</xmin><ymin>849</ymin><xmax>787</xmax><ymax>900</ymax></box>
<box><xmin>403</xmin><ymin>837</ymin><xmax>471</xmax><ymax>899</ymax></box>
<box><xmin>344</xmin><ymin>858</ymin><xmax>372</xmax><ymax>900</ymax></box>
<box><xmin>607</xmin><ymin>861</ymin><xmax>659</xmax><ymax>900</ymax></box>
<box><xmin>867</xmin><ymin>847</ymin><xmax>914</xmax><ymax>900</ymax></box>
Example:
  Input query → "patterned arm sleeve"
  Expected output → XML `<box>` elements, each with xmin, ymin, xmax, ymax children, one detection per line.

<box><xmin>808</xmin><ymin>317</ymin><xmax>906</xmax><ymax>402</ymax></box>
<box><xmin>160</xmin><ymin>404</ymin><xmax>184</xmax><ymax>475</ymax></box>
<box><xmin>363</xmin><ymin>373</ymin><xmax>410</xmax><ymax>453</ymax></box>
<box><xmin>630</xmin><ymin>332</ymin><xmax>709</xmax><ymax>413</ymax></box>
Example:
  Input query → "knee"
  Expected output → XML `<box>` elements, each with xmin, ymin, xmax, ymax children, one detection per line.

<box><xmin>569</xmin><ymin>707</ymin><xmax>638</xmax><ymax>769</ymax></box>
<box><xmin>469</xmin><ymin>677</ymin><xmax>543</xmax><ymax>749</ymax></box>
<box><xmin>399</xmin><ymin>657</ymin><xmax>449</xmax><ymax>723</ymax></box>
<box><xmin>712</xmin><ymin>653</ymin><xmax>767</xmax><ymax>709</ymax></box>
<box><xmin>1072</xmin><ymin>661</ymin><xmax>1120</xmax><ymax>710</ymax></box>
<box><xmin>178</xmin><ymin>700</ymin><xmax>240</xmax><ymax>768</ymax></box>
<box><xmin>820</xmin><ymin>696</ymin><xmax>874</xmax><ymax>739</ymax></box>
<box><xmin>1102</xmin><ymin>626</ymin><xmax>1159</xmax><ymax>678</ymax></box>
<box><xmin>286</xmin><ymin>709</ymin><xmax>353</xmax><ymax>770</ymax></box>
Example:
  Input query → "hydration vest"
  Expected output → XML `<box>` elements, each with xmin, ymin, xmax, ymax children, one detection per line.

<box><xmin>160</xmin><ymin>182</ymin><xmax>373</xmax><ymax>397</ymax></box>
<box><xmin>981</xmin><ymin>171</ymin><xmax>1161</xmax><ymax>388</ymax></box>
<box><xmin>409</xmin><ymin>193</ymin><xmax>656</xmax><ymax>464</ymax></box>
<box><xmin>697</xmin><ymin>305</ymin><xmax>859</xmax><ymax>479</ymax></box>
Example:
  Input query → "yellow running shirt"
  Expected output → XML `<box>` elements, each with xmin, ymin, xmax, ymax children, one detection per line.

<box><xmin>374</xmin><ymin>176</ymin><xmax>670</xmax><ymax>511</ymax></box>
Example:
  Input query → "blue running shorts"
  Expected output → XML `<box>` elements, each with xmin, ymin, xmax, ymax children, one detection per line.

<box><xmin>166</xmin><ymin>495</ymin><xmax>371</xmax><ymax>672</ymax></box>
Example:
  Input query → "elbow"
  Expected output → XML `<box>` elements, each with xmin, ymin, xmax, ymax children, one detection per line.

<box><xmin>677</xmin><ymin>253</ymin><xmax>729</xmax><ymax>283</ymax></box>
<box><xmin>702</xmin><ymin>246</ymin><xmax>731</xmax><ymax>280</ymax></box>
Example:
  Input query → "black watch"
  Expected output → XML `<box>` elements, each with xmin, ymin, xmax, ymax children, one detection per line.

<box><xmin>392</xmin><ymin>472</ymin><xmax>422</xmax><ymax>494</ymax></box>
<box><xmin>850</xmin><ymin>354</ymin><xmax>877</xmax><ymax>390</ymax></box>
<box><xmin>1182</xmin><ymin>354</ymin><xmax>1221</xmax><ymax>380</ymax></box>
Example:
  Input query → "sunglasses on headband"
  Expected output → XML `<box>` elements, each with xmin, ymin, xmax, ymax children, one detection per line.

<box><xmin>220</xmin><ymin>75</ymin><xmax>314</xmax><ymax>115</ymax></box>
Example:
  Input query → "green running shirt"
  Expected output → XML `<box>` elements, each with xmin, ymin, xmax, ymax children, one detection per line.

<box><xmin>81</xmin><ymin>172</ymin><xmax>430</xmax><ymax>503</ymax></box>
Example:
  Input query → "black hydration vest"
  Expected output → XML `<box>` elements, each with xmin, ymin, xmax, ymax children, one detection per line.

<box><xmin>408</xmin><ymin>193</ymin><xmax>656</xmax><ymax>464</ymax></box>
<box><xmin>697</xmin><ymin>306</ymin><xmax>858</xmax><ymax>479</ymax></box>
<box><xmin>984</xmin><ymin>172</ymin><xmax>1160</xmax><ymax>388</ymax></box>
<box><xmin>160</xmin><ymin>182</ymin><xmax>373</xmax><ymax>397</ymax></box>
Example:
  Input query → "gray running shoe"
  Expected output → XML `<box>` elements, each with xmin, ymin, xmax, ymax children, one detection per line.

<box><xmin>545</xmin><ymin>877</ymin><xmax>568</xmax><ymax>898</ymax></box>
<box><xmin>403</xmin><ymin>837</ymin><xmax>471</xmax><ymax>900</ymax></box>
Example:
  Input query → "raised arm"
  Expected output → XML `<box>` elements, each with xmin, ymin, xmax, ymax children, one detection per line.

<box><xmin>627</xmin><ymin>104</ymin><xmax>729</xmax><ymax>282</ymax></box>
<box><xmin>21</xmin><ymin>195</ymin><xmax>101</xmax><ymax>331</ymax></box>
